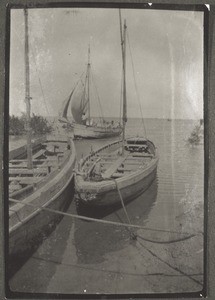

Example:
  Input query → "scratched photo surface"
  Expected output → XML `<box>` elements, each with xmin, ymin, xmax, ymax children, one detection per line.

<box><xmin>8</xmin><ymin>7</ymin><xmax>204</xmax><ymax>295</ymax></box>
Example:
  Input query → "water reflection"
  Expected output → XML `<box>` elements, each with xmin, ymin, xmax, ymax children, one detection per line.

<box><xmin>74</xmin><ymin>178</ymin><xmax>158</xmax><ymax>265</ymax></box>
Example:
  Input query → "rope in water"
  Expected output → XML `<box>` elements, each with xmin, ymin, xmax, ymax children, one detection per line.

<box><xmin>113</xmin><ymin>179</ymin><xmax>137</xmax><ymax>240</ymax></box>
<box><xmin>113</xmin><ymin>180</ymin><xmax>200</xmax><ymax>243</ymax></box>
<box><xmin>135</xmin><ymin>238</ymin><xmax>203</xmax><ymax>287</ymax></box>
<box><xmin>9</xmin><ymin>198</ymin><xmax>201</xmax><ymax>242</ymax></box>
<box><xmin>9</xmin><ymin>198</ymin><xmax>203</xmax><ymax>286</ymax></box>
<box><xmin>114</xmin><ymin>179</ymin><xmax>132</xmax><ymax>225</ymax></box>
<box><xmin>111</xmin><ymin>176</ymin><xmax>203</xmax><ymax>286</ymax></box>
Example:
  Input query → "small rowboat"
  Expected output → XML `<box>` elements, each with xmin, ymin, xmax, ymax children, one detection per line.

<box><xmin>75</xmin><ymin>138</ymin><xmax>158</xmax><ymax>208</ymax></box>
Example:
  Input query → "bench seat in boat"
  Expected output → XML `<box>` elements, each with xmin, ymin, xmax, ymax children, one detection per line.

<box><xmin>102</xmin><ymin>155</ymin><xmax>129</xmax><ymax>179</ymax></box>
<box><xmin>9</xmin><ymin>168</ymin><xmax>48</xmax><ymax>175</ymax></box>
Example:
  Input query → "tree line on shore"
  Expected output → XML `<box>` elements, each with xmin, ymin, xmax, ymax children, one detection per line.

<box><xmin>9</xmin><ymin>113</ymin><xmax>53</xmax><ymax>135</ymax></box>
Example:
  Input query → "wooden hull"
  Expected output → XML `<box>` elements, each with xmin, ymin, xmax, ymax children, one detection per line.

<box><xmin>75</xmin><ymin>140</ymin><xmax>158</xmax><ymax>208</ymax></box>
<box><xmin>9</xmin><ymin>138</ymin><xmax>76</xmax><ymax>274</ymax></box>
<box><xmin>76</xmin><ymin>168</ymin><xmax>157</xmax><ymax>209</ymax></box>
<box><xmin>73</xmin><ymin>123</ymin><xmax>122</xmax><ymax>139</ymax></box>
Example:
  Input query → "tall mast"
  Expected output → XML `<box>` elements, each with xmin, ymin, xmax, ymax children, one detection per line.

<box><xmin>119</xmin><ymin>10</ymin><xmax>127</xmax><ymax>155</ymax></box>
<box><xmin>87</xmin><ymin>44</ymin><xmax>90</xmax><ymax>121</ymax></box>
<box><xmin>24</xmin><ymin>8</ymin><xmax>33</xmax><ymax>169</ymax></box>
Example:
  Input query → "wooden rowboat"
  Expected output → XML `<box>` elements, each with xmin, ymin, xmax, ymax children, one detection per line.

<box><xmin>75</xmin><ymin>138</ymin><xmax>158</xmax><ymax>208</ymax></box>
<box><xmin>9</xmin><ymin>136</ymin><xmax>76</xmax><ymax>268</ymax></box>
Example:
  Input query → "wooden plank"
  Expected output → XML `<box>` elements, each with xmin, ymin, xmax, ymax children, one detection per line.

<box><xmin>9</xmin><ymin>161</ymin><xmax>57</xmax><ymax>169</ymax></box>
<box><xmin>9</xmin><ymin>168</ymin><xmax>47</xmax><ymax>175</ymax></box>
<box><xmin>9</xmin><ymin>175</ymin><xmax>45</xmax><ymax>182</ymax></box>
<box><xmin>97</xmin><ymin>149</ymin><xmax>120</xmax><ymax>158</ymax></box>
<box><xmin>10</xmin><ymin>185</ymin><xmax>33</xmax><ymax>198</ymax></box>
<box><xmin>100</xmin><ymin>161</ymin><xmax>116</xmax><ymax>165</ymax></box>
<box><xmin>33</xmin><ymin>149</ymin><xmax>46</xmax><ymax>159</ymax></box>
<box><xmin>117</xmin><ymin>167</ymin><xmax>134</xmax><ymax>172</ymax></box>
<box><xmin>19</xmin><ymin>177</ymin><xmax>44</xmax><ymax>185</ymax></box>
<box><xmin>111</xmin><ymin>172</ymin><xmax>124</xmax><ymax>178</ymax></box>
<box><xmin>131</xmin><ymin>153</ymin><xmax>153</xmax><ymax>158</ymax></box>
<box><xmin>100</xmin><ymin>155</ymin><xmax>118</xmax><ymax>160</ymax></box>
<box><xmin>10</xmin><ymin>158</ymin><xmax>56</xmax><ymax>163</ymax></box>
<box><xmin>102</xmin><ymin>155</ymin><xmax>128</xmax><ymax>179</ymax></box>
<box><xmin>9</xmin><ymin>184</ymin><xmax>22</xmax><ymax>192</ymax></box>
<box><xmin>9</xmin><ymin>163</ymin><xmax>30</xmax><ymax>169</ymax></box>
<box><xmin>43</xmin><ymin>140</ymin><xmax>67</xmax><ymax>144</ymax></box>
<box><xmin>123</xmin><ymin>160</ymin><xmax>144</xmax><ymax>164</ymax></box>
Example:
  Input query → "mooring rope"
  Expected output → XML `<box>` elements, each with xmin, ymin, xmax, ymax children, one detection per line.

<box><xmin>32</xmin><ymin>254</ymin><xmax>203</xmax><ymax>279</ymax></box>
<box><xmin>9</xmin><ymin>199</ymin><xmax>203</xmax><ymax>285</ymax></box>
<box><xmin>135</xmin><ymin>238</ymin><xmax>203</xmax><ymax>287</ymax></box>
<box><xmin>9</xmin><ymin>198</ymin><xmax>201</xmax><ymax>240</ymax></box>
<box><xmin>113</xmin><ymin>179</ymin><xmax>131</xmax><ymax>225</ymax></box>
<box><xmin>113</xmin><ymin>179</ymin><xmax>137</xmax><ymax>239</ymax></box>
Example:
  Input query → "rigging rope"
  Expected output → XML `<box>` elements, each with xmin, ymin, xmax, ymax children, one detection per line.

<box><xmin>91</xmin><ymin>70</ymin><xmax>105</xmax><ymax>123</ymax></box>
<box><xmin>126</xmin><ymin>31</ymin><xmax>147</xmax><ymax>139</ymax></box>
<box><xmin>30</xmin><ymin>46</ymin><xmax>51</xmax><ymax>120</ymax></box>
<box><xmin>119</xmin><ymin>67</ymin><xmax>123</xmax><ymax>124</ymax></box>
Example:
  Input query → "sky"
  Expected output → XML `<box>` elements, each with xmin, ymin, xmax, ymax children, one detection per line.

<box><xmin>9</xmin><ymin>7</ymin><xmax>204</xmax><ymax>119</ymax></box>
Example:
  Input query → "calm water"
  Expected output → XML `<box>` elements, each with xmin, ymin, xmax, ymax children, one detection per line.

<box><xmin>8</xmin><ymin>118</ymin><xmax>204</xmax><ymax>294</ymax></box>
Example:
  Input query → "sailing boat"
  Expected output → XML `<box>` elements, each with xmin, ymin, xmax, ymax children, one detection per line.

<box><xmin>9</xmin><ymin>9</ymin><xmax>76</xmax><ymax>269</ymax></box>
<box><xmin>75</xmin><ymin>15</ymin><xmax>158</xmax><ymax>208</ymax></box>
<box><xmin>58</xmin><ymin>46</ymin><xmax>123</xmax><ymax>139</ymax></box>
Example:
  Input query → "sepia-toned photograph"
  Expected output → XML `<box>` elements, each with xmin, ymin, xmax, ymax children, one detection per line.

<box><xmin>7</xmin><ymin>5</ymin><xmax>205</xmax><ymax>296</ymax></box>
